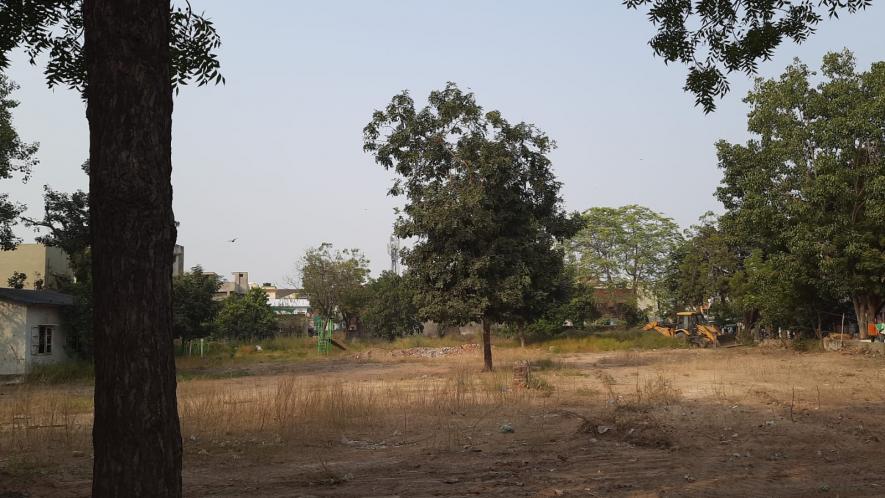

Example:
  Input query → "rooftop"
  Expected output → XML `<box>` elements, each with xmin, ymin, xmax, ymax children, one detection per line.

<box><xmin>0</xmin><ymin>288</ymin><xmax>74</xmax><ymax>306</ymax></box>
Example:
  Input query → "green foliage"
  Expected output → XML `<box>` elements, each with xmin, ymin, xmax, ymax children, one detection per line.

<box><xmin>624</xmin><ymin>0</ymin><xmax>872</xmax><ymax>111</ymax></box>
<box><xmin>58</xmin><ymin>271</ymin><xmax>92</xmax><ymax>359</ymax></box>
<box><xmin>173</xmin><ymin>265</ymin><xmax>222</xmax><ymax>340</ymax></box>
<box><xmin>568</xmin><ymin>204</ymin><xmax>680</xmax><ymax>316</ymax></box>
<box><xmin>0</xmin><ymin>0</ymin><xmax>224</xmax><ymax>94</ymax></box>
<box><xmin>521</xmin><ymin>282</ymin><xmax>601</xmax><ymax>340</ymax></box>
<box><xmin>215</xmin><ymin>287</ymin><xmax>277</xmax><ymax>340</ymax></box>
<box><xmin>6</xmin><ymin>270</ymin><xmax>25</xmax><ymax>289</ymax></box>
<box><xmin>364</xmin><ymin>83</ymin><xmax>582</xmax><ymax>339</ymax></box>
<box><xmin>0</xmin><ymin>74</ymin><xmax>38</xmax><ymax>250</ymax></box>
<box><xmin>660</xmin><ymin>213</ymin><xmax>738</xmax><ymax>316</ymax></box>
<box><xmin>299</xmin><ymin>243</ymin><xmax>370</xmax><ymax>327</ymax></box>
<box><xmin>25</xmin><ymin>360</ymin><xmax>94</xmax><ymax>384</ymax></box>
<box><xmin>714</xmin><ymin>50</ymin><xmax>885</xmax><ymax>334</ymax></box>
<box><xmin>543</xmin><ymin>329</ymin><xmax>687</xmax><ymax>353</ymax></box>
<box><xmin>361</xmin><ymin>271</ymin><xmax>422</xmax><ymax>340</ymax></box>
<box><xmin>24</xmin><ymin>162</ymin><xmax>90</xmax><ymax>266</ymax></box>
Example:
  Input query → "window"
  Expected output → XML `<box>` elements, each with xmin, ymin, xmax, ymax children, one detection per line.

<box><xmin>31</xmin><ymin>325</ymin><xmax>53</xmax><ymax>355</ymax></box>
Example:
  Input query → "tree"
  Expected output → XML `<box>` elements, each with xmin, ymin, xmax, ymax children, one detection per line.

<box><xmin>172</xmin><ymin>265</ymin><xmax>221</xmax><ymax>341</ymax></box>
<box><xmin>364</xmin><ymin>83</ymin><xmax>582</xmax><ymax>371</ymax></box>
<box><xmin>624</xmin><ymin>0</ymin><xmax>872</xmax><ymax>112</ymax></box>
<box><xmin>216</xmin><ymin>287</ymin><xmax>277</xmax><ymax>340</ymax></box>
<box><xmin>24</xmin><ymin>161</ymin><xmax>92</xmax><ymax>281</ymax></box>
<box><xmin>298</xmin><ymin>243</ymin><xmax>370</xmax><ymax>332</ymax></box>
<box><xmin>715</xmin><ymin>50</ymin><xmax>885</xmax><ymax>337</ymax></box>
<box><xmin>568</xmin><ymin>205</ymin><xmax>681</xmax><ymax>308</ymax></box>
<box><xmin>361</xmin><ymin>271</ymin><xmax>422</xmax><ymax>341</ymax></box>
<box><xmin>7</xmin><ymin>270</ymin><xmax>26</xmax><ymax>288</ymax></box>
<box><xmin>0</xmin><ymin>2</ymin><xmax>223</xmax><ymax>495</ymax></box>
<box><xmin>0</xmin><ymin>74</ymin><xmax>39</xmax><ymax>250</ymax></box>
<box><xmin>667</xmin><ymin>213</ymin><xmax>738</xmax><ymax>313</ymax></box>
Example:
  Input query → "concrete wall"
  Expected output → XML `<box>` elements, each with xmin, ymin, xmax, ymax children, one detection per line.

<box><xmin>0</xmin><ymin>300</ymin><xmax>27</xmax><ymax>375</ymax></box>
<box><xmin>44</xmin><ymin>246</ymin><xmax>72</xmax><ymax>287</ymax></box>
<box><xmin>0</xmin><ymin>244</ymin><xmax>72</xmax><ymax>289</ymax></box>
<box><xmin>0</xmin><ymin>301</ymin><xmax>70</xmax><ymax>375</ymax></box>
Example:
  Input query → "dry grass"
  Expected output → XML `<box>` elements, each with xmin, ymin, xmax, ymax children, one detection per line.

<box><xmin>178</xmin><ymin>365</ymin><xmax>544</xmax><ymax>450</ymax></box>
<box><xmin>1</xmin><ymin>362</ymin><xmax>550</xmax><ymax>467</ymax></box>
<box><xmin>0</xmin><ymin>385</ymin><xmax>93</xmax><ymax>472</ymax></box>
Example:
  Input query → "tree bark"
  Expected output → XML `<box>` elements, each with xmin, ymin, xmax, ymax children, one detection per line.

<box><xmin>482</xmin><ymin>319</ymin><xmax>493</xmax><ymax>371</ymax></box>
<box><xmin>853</xmin><ymin>294</ymin><xmax>884</xmax><ymax>340</ymax></box>
<box><xmin>84</xmin><ymin>1</ymin><xmax>182</xmax><ymax>496</ymax></box>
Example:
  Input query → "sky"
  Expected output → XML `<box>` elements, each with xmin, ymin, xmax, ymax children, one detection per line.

<box><xmin>4</xmin><ymin>1</ymin><xmax>884</xmax><ymax>285</ymax></box>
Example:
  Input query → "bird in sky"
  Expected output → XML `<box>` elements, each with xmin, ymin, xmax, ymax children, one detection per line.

<box><xmin>227</xmin><ymin>237</ymin><xmax>238</xmax><ymax>243</ymax></box>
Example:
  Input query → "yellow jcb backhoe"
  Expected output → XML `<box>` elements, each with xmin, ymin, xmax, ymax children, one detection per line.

<box><xmin>643</xmin><ymin>311</ymin><xmax>732</xmax><ymax>347</ymax></box>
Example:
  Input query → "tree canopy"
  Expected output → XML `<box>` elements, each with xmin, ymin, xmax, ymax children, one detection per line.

<box><xmin>298</xmin><ymin>243</ymin><xmax>370</xmax><ymax>329</ymax></box>
<box><xmin>361</xmin><ymin>271</ymin><xmax>422</xmax><ymax>341</ymax></box>
<box><xmin>689</xmin><ymin>50</ymin><xmax>885</xmax><ymax>336</ymax></box>
<box><xmin>625</xmin><ymin>0</ymin><xmax>872</xmax><ymax>111</ymax></box>
<box><xmin>0</xmin><ymin>74</ymin><xmax>39</xmax><ymax>250</ymax></box>
<box><xmin>364</xmin><ymin>83</ymin><xmax>582</xmax><ymax>370</ymax></box>
<box><xmin>0</xmin><ymin>0</ymin><xmax>223</xmax><ymax>93</ymax></box>
<box><xmin>568</xmin><ymin>205</ymin><xmax>680</xmax><ymax>305</ymax></box>
<box><xmin>216</xmin><ymin>287</ymin><xmax>277</xmax><ymax>340</ymax></box>
<box><xmin>172</xmin><ymin>266</ymin><xmax>222</xmax><ymax>341</ymax></box>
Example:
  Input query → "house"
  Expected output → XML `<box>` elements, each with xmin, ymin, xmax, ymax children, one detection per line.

<box><xmin>0</xmin><ymin>289</ymin><xmax>74</xmax><ymax>375</ymax></box>
<box><xmin>0</xmin><ymin>243</ymin><xmax>72</xmax><ymax>289</ymax></box>
<box><xmin>268</xmin><ymin>297</ymin><xmax>311</xmax><ymax>315</ymax></box>
<box><xmin>259</xmin><ymin>285</ymin><xmax>304</xmax><ymax>300</ymax></box>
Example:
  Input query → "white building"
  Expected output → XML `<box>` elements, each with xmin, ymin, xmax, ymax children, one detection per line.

<box><xmin>268</xmin><ymin>297</ymin><xmax>311</xmax><ymax>315</ymax></box>
<box><xmin>0</xmin><ymin>289</ymin><xmax>74</xmax><ymax>375</ymax></box>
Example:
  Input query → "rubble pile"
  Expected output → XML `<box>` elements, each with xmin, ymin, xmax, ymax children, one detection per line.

<box><xmin>351</xmin><ymin>343</ymin><xmax>480</xmax><ymax>360</ymax></box>
<box><xmin>388</xmin><ymin>343</ymin><xmax>480</xmax><ymax>358</ymax></box>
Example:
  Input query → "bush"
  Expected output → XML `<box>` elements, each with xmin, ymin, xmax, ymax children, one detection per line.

<box><xmin>361</xmin><ymin>271</ymin><xmax>421</xmax><ymax>340</ymax></box>
<box><xmin>215</xmin><ymin>287</ymin><xmax>277</xmax><ymax>340</ymax></box>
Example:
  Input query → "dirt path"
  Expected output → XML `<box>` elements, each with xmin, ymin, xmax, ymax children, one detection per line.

<box><xmin>3</xmin><ymin>348</ymin><xmax>884</xmax><ymax>497</ymax></box>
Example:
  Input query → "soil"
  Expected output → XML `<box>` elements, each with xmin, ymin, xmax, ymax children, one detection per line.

<box><xmin>2</xmin><ymin>347</ymin><xmax>884</xmax><ymax>497</ymax></box>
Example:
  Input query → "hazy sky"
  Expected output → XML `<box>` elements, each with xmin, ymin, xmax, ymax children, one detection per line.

<box><xmin>4</xmin><ymin>1</ymin><xmax>884</xmax><ymax>284</ymax></box>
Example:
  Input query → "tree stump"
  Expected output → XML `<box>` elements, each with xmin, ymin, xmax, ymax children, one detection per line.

<box><xmin>512</xmin><ymin>360</ymin><xmax>531</xmax><ymax>389</ymax></box>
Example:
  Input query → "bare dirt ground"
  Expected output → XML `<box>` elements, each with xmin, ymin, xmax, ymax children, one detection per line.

<box><xmin>2</xmin><ymin>346</ymin><xmax>885</xmax><ymax>497</ymax></box>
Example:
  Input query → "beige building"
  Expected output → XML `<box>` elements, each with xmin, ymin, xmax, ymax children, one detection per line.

<box><xmin>0</xmin><ymin>289</ymin><xmax>74</xmax><ymax>375</ymax></box>
<box><xmin>212</xmin><ymin>271</ymin><xmax>251</xmax><ymax>300</ymax></box>
<box><xmin>0</xmin><ymin>243</ymin><xmax>72</xmax><ymax>289</ymax></box>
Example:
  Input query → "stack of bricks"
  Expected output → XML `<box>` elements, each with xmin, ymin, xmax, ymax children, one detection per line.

<box><xmin>512</xmin><ymin>360</ymin><xmax>531</xmax><ymax>389</ymax></box>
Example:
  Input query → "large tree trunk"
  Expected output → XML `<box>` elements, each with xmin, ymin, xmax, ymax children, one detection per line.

<box><xmin>853</xmin><ymin>294</ymin><xmax>884</xmax><ymax>340</ymax></box>
<box><xmin>84</xmin><ymin>1</ymin><xmax>182</xmax><ymax>496</ymax></box>
<box><xmin>482</xmin><ymin>319</ymin><xmax>493</xmax><ymax>371</ymax></box>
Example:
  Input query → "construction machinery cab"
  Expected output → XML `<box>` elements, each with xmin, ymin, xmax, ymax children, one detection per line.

<box><xmin>677</xmin><ymin>311</ymin><xmax>705</xmax><ymax>333</ymax></box>
<box><xmin>644</xmin><ymin>311</ymin><xmax>725</xmax><ymax>347</ymax></box>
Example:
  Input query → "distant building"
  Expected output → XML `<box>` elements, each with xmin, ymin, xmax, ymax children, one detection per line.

<box><xmin>268</xmin><ymin>297</ymin><xmax>311</xmax><ymax>315</ymax></box>
<box><xmin>0</xmin><ymin>289</ymin><xmax>74</xmax><ymax>375</ymax></box>
<box><xmin>258</xmin><ymin>285</ymin><xmax>304</xmax><ymax>300</ymax></box>
<box><xmin>213</xmin><ymin>271</ymin><xmax>251</xmax><ymax>300</ymax></box>
<box><xmin>172</xmin><ymin>245</ymin><xmax>185</xmax><ymax>277</ymax></box>
<box><xmin>0</xmin><ymin>243</ymin><xmax>72</xmax><ymax>289</ymax></box>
